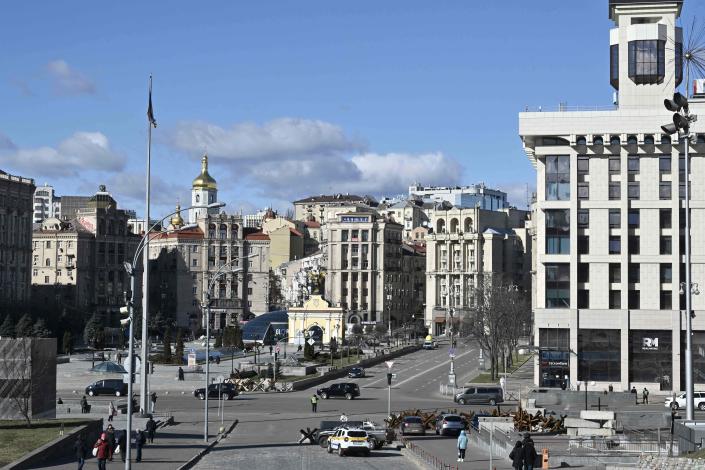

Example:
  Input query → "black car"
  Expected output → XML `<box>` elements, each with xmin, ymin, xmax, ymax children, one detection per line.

<box><xmin>317</xmin><ymin>382</ymin><xmax>360</xmax><ymax>400</ymax></box>
<box><xmin>85</xmin><ymin>379</ymin><xmax>128</xmax><ymax>397</ymax></box>
<box><xmin>193</xmin><ymin>383</ymin><xmax>239</xmax><ymax>400</ymax></box>
<box><xmin>347</xmin><ymin>367</ymin><xmax>365</xmax><ymax>378</ymax></box>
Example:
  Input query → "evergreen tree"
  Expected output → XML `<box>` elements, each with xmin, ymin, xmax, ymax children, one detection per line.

<box><xmin>62</xmin><ymin>331</ymin><xmax>73</xmax><ymax>354</ymax></box>
<box><xmin>83</xmin><ymin>313</ymin><xmax>103</xmax><ymax>348</ymax></box>
<box><xmin>304</xmin><ymin>341</ymin><xmax>314</xmax><ymax>360</ymax></box>
<box><xmin>31</xmin><ymin>319</ymin><xmax>51</xmax><ymax>338</ymax></box>
<box><xmin>163</xmin><ymin>328</ymin><xmax>172</xmax><ymax>362</ymax></box>
<box><xmin>16</xmin><ymin>314</ymin><xmax>33</xmax><ymax>338</ymax></box>
<box><xmin>174</xmin><ymin>329</ymin><xmax>184</xmax><ymax>365</ymax></box>
<box><xmin>0</xmin><ymin>315</ymin><xmax>15</xmax><ymax>338</ymax></box>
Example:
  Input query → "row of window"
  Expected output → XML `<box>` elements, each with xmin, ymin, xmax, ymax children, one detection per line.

<box><xmin>577</xmin><ymin>289</ymin><xmax>674</xmax><ymax>310</ymax></box>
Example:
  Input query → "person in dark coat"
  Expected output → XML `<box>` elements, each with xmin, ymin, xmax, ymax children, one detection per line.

<box><xmin>509</xmin><ymin>441</ymin><xmax>523</xmax><ymax>470</ymax></box>
<box><xmin>93</xmin><ymin>433</ymin><xmax>110</xmax><ymax>470</ymax></box>
<box><xmin>80</xmin><ymin>395</ymin><xmax>88</xmax><ymax>414</ymax></box>
<box><xmin>74</xmin><ymin>434</ymin><xmax>87</xmax><ymax>470</ymax></box>
<box><xmin>146</xmin><ymin>417</ymin><xmax>157</xmax><ymax>443</ymax></box>
<box><xmin>117</xmin><ymin>430</ymin><xmax>127</xmax><ymax>463</ymax></box>
<box><xmin>150</xmin><ymin>392</ymin><xmax>158</xmax><ymax>413</ymax></box>
<box><xmin>105</xmin><ymin>424</ymin><xmax>116</xmax><ymax>461</ymax></box>
<box><xmin>522</xmin><ymin>439</ymin><xmax>538</xmax><ymax>470</ymax></box>
<box><xmin>178</xmin><ymin>366</ymin><xmax>185</xmax><ymax>381</ymax></box>
<box><xmin>135</xmin><ymin>429</ymin><xmax>146</xmax><ymax>462</ymax></box>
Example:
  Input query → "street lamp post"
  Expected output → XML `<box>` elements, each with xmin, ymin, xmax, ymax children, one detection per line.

<box><xmin>447</xmin><ymin>285</ymin><xmax>456</xmax><ymax>387</ymax></box>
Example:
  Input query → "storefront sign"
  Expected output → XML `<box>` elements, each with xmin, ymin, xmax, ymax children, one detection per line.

<box><xmin>642</xmin><ymin>337</ymin><xmax>659</xmax><ymax>351</ymax></box>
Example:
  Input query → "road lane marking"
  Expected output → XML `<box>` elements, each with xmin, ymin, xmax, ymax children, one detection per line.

<box><xmin>391</xmin><ymin>347</ymin><xmax>479</xmax><ymax>388</ymax></box>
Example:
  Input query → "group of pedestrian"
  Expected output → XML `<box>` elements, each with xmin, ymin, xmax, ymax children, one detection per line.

<box><xmin>630</xmin><ymin>386</ymin><xmax>650</xmax><ymax>404</ymax></box>
<box><xmin>508</xmin><ymin>433</ymin><xmax>538</xmax><ymax>470</ymax></box>
<box><xmin>75</xmin><ymin>416</ymin><xmax>156</xmax><ymax>468</ymax></box>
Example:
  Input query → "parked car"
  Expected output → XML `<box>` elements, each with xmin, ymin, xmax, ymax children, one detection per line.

<box><xmin>455</xmin><ymin>386</ymin><xmax>504</xmax><ymax>406</ymax></box>
<box><xmin>665</xmin><ymin>392</ymin><xmax>705</xmax><ymax>410</ymax></box>
<box><xmin>317</xmin><ymin>383</ymin><xmax>360</xmax><ymax>400</ymax></box>
<box><xmin>193</xmin><ymin>383</ymin><xmax>239</xmax><ymax>400</ymax></box>
<box><xmin>85</xmin><ymin>379</ymin><xmax>128</xmax><ymax>397</ymax></box>
<box><xmin>348</xmin><ymin>367</ymin><xmax>365</xmax><ymax>378</ymax></box>
<box><xmin>435</xmin><ymin>414</ymin><xmax>467</xmax><ymax>436</ymax></box>
<box><xmin>423</xmin><ymin>340</ymin><xmax>437</xmax><ymax>350</ymax></box>
<box><xmin>400</xmin><ymin>416</ymin><xmax>426</xmax><ymax>435</ymax></box>
<box><xmin>326</xmin><ymin>428</ymin><xmax>371</xmax><ymax>456</ymax></box>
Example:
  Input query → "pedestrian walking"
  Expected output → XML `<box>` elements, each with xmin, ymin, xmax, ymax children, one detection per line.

<box><xmin>108</xmin><ymin>401</ymin><xmax>115</xmax><ymax>422</ymax></box>
<box><xmin>150</xmin><ymin>392</ymin><xmax>158</xmax><ymax>413</ymax></box>
<box><xmin>631</xmin><ymin>386</ymin><xmax>637</xmax><ymax>395</ymax></box>
<box><xmin>178</xmin><ymin>366</ymin><xmax>185</xmax><ymax>381</ymax></box>
<box><xmin>105</xmin><ymin>424</ymin><xmax>116</xmax><ymax>461</ymax></box>
<box><xmin>93</xmin><ymin>433</ymin><xmax>109</xmax><ymax>470</ymax></box>
<box><xmin>509</xmin><ymin>441</ymin><xmax>523</xmax><ymax>469</ymax></box>
<box><xmin>456</xmin><ymin>429</ymin><xmax>468</xmax><ymax>462</ymax></box>
<box><xmin>74</xmin><ymin>433</ymin><xmax>87</xmax><ymax>470</ymax></box>
<box><xmin>269</xmin><ymin>345</ymin><xmax>273</xmax><ymax>356</ymax></box>
<box><xmin>339</xmin><ymin>413</ymin><xmax>348</xmax><ymax>422</ymax></box>
<box><xmin>80</xmin><ymin>395</ymin><xmax>88</xmax><ymax>414</ymax></box>
<box><xmin>117</xmin><ymin>430</ymin><xmax>126</xmax><ymax>463</ymax></box>
<box><xmin>643</xmin><ymin>387</ymin><xmax>649</xmax><ymax>405</ymax></box>
<box><xmin>135</xmin><ymin>429</ymin><xmax>146</xmax><ymax>462</ymax></box>
<box><xmin>310</xmin><ymin>394</ymin><xmax>318</xmax><ymax>412</ymax></box>
<box><xmin>146</xmin><ymin>416</ymin><xmax>156</xmax><ymax>443</ymax></box>
<box><xmin>215</xmin><ymin>355</ymin><xmax>220</xmax><ymax>365</ymax></box>
<box><xmin>522</xmin><ymin>437</ymin><xmax>538</xmax><ymax>470</ymax></box>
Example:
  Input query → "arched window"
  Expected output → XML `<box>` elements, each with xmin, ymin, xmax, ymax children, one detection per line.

<box><xmin>644</xmin><ymin>135</ymin><xmax>655</xmax><ymax>145</ymax></box>
<box><xmin>661</xmin><ymin>135</ymin><xmax>672</xmax><ymax>145</ymax></box>
<box><xmin>576</xmin><ymin>136</ymin><xmax>587</xmax><ymax>146</ymax></box>
<box><xmin>208</xmin><ymin>223</ymin><xmax>216</xmax><ymax>239</ymax></box>
<box><xmin>436</xmin><ymin>219</ymin><xmax>445</xmax><ymax>234</ymax></box>
<box><xmin>209</xmin><ymin>194</ymin><xmax>214</xmax><ymax>203</ymax></box>
<box><xmin>464</xmin><ymin>217</ymin><xmax>473</xmax><ymax>233</ymax></box>
<box><xmin>450</xmin><ymin>218</ymin><xmax>459</xmax><ymax>233</ymax></box>
<box><xmin>610</xmin><ymin>135</ymin><xmax>621</xmax><ymax>146</ymax></box>
<box><xmin>627</xmin><ymin>135</ymin><xmax>638</xmax><ymax>145</ymax></box>
<box><xmin>232</xmin><ymin>224</ymin><xmax>239</xmax><ymax>238</ymax></box>
<box><xmin>593</xmin><ymin>135</ymin><xmax>604</xmax><ymax>146</ymax></box>
<box><xmin>219</xmin><ymin>224</ymin><xmax>227</xmax><ymax>239</ymax></box>
<box><xmin>45</xmin><ymin>258</ymin><xmax>50</xmax><ymax>266</ymax></box>
<box><xmin>196</xmin><ymin>194</ymin><xmax>200</xmax><ymax>203</ymax></box>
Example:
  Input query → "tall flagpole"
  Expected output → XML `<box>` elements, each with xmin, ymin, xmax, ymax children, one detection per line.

<box><xmin>140</xmin><ymin>75</ymin><xmax>155</xmax><ymax>415</ymax></box>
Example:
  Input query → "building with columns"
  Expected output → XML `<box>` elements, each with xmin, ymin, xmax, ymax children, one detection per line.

<box><xmin>519</xmin><ymin>0</ymin><xmax>705</xmax><ymax>392</ymax></box>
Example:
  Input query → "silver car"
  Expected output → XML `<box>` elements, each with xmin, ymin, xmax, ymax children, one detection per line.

<box><xmin>400</xmin><ymin>416</ymin><xmax>426</xmax><ymax>435</ymax></box>
<box><xmin>435</xmin><ymin>414</ymin><xmax>466</xmax><ymax>436</ymax></box>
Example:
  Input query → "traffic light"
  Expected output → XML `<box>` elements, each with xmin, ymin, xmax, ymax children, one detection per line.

<box><xmin>387</xmin><ymin>373</ymin><xmax>393</xmax><ymax>386</ymax></box>
<box><xmin>662</xmin><ymin>92</ymin><xmax>696</xmax><ymax>136</ymax></box>
<box><xmin>119</xmin><ymin>305</ymin><xmax>131</xmax><ymax>327</ymax></box>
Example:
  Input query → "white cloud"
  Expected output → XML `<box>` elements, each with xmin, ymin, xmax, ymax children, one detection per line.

<box><xmin>46</xmin><ymin>60</ymin><xmax>95</xmax><ymax>95</ymax></box>
<box><xmin>0</xmin><ymin>131</ymin><xmax>125</xmax><ymax>178</ymax></box>
<box><xmin>165</xmin><ymin>118</ymin><xmax>363</xmax><ymax>161</ymax></box>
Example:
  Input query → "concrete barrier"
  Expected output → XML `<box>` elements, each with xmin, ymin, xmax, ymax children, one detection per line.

<box><xmin>1</xmin><ymin>419</ymin><xmax>103</xmax><ymax>470</ymax></box>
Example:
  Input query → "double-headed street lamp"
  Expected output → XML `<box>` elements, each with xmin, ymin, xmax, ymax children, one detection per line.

<box><xmin>662</xmin><ymin>91</ymin><xmax>698</xmax><ymax>421</ymax></box>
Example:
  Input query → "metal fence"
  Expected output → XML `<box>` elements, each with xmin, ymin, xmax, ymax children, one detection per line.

<box><xmin>568</xmin><ymin>436</ymin><xmax>679</xmax><ymax>455</ymax></box>
<box><xmin>399</xmin><ymin>437</ymin><xmax>461</xmax><ymax>470</ymax></box>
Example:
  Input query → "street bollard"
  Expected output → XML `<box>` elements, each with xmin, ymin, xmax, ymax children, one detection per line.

<box><xmin>542</xmin><ymin>448</ymin><xmax>549</xmax><ymax>469</ymax></box>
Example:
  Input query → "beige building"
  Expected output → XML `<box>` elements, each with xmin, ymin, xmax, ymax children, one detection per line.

<box><xmin>293</xmin><ymin>194</ymin><xmax>377</xmax><ymax>226</ymax></box>
<box><xmin>325</xmin><ymin>211</ymin><xmax>417</xmax><ymax>330</ymax></box>
<box><xmin>31</xmin><ymin>186</ymin><xmax>139</xmax><ymax>321</ymax></box>
<box><xmin>288</xmin><ymin>295</ymin><xmax>345</xmax><ymax>345</ymax></box>
<box><xmin>425</xmin><ymin>206</ymin><xmax>531</xmax><ymax>335</ymax></box>
<box><xmin>261</xmin><ymin>214</ymin><xmax>304</xmax><ymax>269</ymax></box>
<box><xmin>377</xmin><ymin>198</ymin><xmax>429</xmax><ymax>240</ymax></box>
<box><xmin>0</xmin><ymin>170</ymin><xmax>35</xmax><ymax>305</ymax></box>
<box><xmin>519</xmin><ymin>0</ymin><xmax>705</xmax><ymax>391</ymax></box>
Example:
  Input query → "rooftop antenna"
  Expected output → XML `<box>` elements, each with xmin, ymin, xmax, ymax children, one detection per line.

<box><xmin>666</xmin><ymin>16</ymin><xmax>705</xmax><ymax>94</ymax></box>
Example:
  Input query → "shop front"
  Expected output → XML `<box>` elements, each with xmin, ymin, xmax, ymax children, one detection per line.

<box><xmin>538</xmin><ymin>328</ymin><xmax>570</xmax><ymax>388</ymax></box>
<box><xmin>629</xmin><ymin>330</ymin><xmax>672</xmax><ymax>391</ymax></box>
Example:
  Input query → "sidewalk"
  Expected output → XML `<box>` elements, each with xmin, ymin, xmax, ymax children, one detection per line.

<box><xmin>31</xmin><ymin>420</ymin><xmax>219</xmax><ymax>470</ymax></box>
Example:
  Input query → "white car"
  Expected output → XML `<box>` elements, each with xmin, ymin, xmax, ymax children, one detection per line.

<box><xmin>326</xmin><ymin>428</ymin><xmax>371</xmax><ymax>456</ymax></box>
<box><xmin>664</xmin><ymin>392</ymin><xmax>705</xmax><ymax>410</ymax></box>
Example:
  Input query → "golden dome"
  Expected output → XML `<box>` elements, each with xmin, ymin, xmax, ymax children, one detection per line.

<box><xmin>171</xmin><ymin>204</ymin><xmax>184</xmax><ymax>227</ymax></box>
<box><xmin>192</xmin><ymin>155</ymin><xmax>217</xmax><ymax>189</ymax></box>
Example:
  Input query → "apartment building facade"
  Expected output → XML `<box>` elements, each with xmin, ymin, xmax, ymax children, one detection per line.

<box><xmin>519</xmin><ymin>0</ymin><xmax>705</xmax><ymax>392</ymax></box>
<box><xmin>0</xmin><ymin>170</ymin><xmax>35</xmax><ymax>305</ymax></box>
<box><xmin>33</xmin><ymin>184</ymin><xmax>61</xmax><ymax>223</ymax></box>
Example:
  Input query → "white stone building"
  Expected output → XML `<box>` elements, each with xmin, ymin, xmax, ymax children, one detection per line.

<box><xmin>519</xmin><ymin>0</ymin><xmax>705</xmax><ymax>392</ymax></box>
<box><xmin>32</xmin><ymin>184</ymin><xmax>61</xmax><ymax>224</ymax></box>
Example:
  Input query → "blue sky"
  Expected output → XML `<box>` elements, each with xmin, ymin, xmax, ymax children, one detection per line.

<box><xmin>2</xmin><ymin>1</ymin><xmax>704</xmax><ymax>218</ymax></box>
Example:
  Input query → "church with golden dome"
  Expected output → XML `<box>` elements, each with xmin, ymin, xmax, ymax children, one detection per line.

<box><xmin>189</xmin><ymin>155</ymin><xmax>219</xmax><ymax>224</ymax></box>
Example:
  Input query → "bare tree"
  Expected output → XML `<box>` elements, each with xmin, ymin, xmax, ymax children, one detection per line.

<box><xmin>0</xmin><ymin>338</ymin><xmax>38</xmax><ymax>427</ymax></box>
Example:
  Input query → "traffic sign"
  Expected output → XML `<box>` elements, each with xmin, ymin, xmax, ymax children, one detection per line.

<box><xmin>307</xmin><ymin>338</ymin><xmax>315</xmax><ymax>346</ymax></box>
<box><xmin>385</xmin><ymin>361</ymin><xmax>394</xmax><ymax>369</ymax></box>
<box><xmin>392</xmin><ymin>373</ymin><xmax>397</xmax><ymax>379</ymax></box>
<box><xmin>275</xmin><ymin>346</ymin><xmax>280</xmax><ymax>353</ymax></box>
<box><xmin>448</xmin><ymin>348</ymin><xmax>456</xmax><ymax>357</ymax></box>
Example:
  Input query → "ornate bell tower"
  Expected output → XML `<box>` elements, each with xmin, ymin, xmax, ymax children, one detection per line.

<box><xmin>190</xmin><ymin>155</ymin><xmax>219</xmax><ymax>223</ymax></box>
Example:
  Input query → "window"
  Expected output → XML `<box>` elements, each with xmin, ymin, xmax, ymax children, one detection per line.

<box><xmin>661</xmin><ymin>135</ymin><xmax>672</xmax><ymax>145</ymax></box>
<box><xmin>609</xmin><ymin>183</ymin><xmax>621</xmax><ymax>200</ymax></box>
<box><xmin>44</xmin><ymin>276</ymin><xmax>49</xmax><ymax>284</ymax></box>
<box><xmin>45</xmin><ymin>258</ymin><xmax>50</xmax><ymax>266</ymax></box>
<box><xmin>361</xmin><ymin>230</ymin><xmax>369</xmax><ymax>242</ymax></box>
<box><xmin>627</xmin><ymin>135</ymin><xmax>638</xmax><ymax>146</ymax></box>
<box><xmin>629</xmin><ymin>263</ymin><xmax>640</xmax><ymax>283</ymax></box>
<box><xmin>545</xmin><ymin>156</ymin><xmax>570</xmax><ymax>200</ymax></box>
<box><xmin>660</xmin><ymin>291</ymin><xmax>672</xmax><ymax>310</ymax></box>
<box><xmin>644</xmin><ymin>135</ymin><xmax>655</xmax><ymax>145</ymax></box>
<box><xmin>660</xmin><ymin>236</ymin><xmax>672</xmax><ymax>255</ymax></box>
<box><xmin>594</xmin><ymin>135</ymin><xmax>604</xmax><ymax>146</ymax></box>
<box><xmin>46</xmin><ymin>241</ymin><xmax>51</xmax><ymax>248</ymax></box>
<box><xmin>609</xmin><ymin>209</ymin><xmax>621</xmax><ymax>228</ymax></box>
<box><xmin>341</xmin><ymin>230</ymin><xmax>349</xmax><ymax>242</ymax></box>
<box><xmin>628</xmin><ymin>39</ymin><xmax>666</xmax><ymax>84</ymax></box>
<box><xmin>578</xmin><ymin>235</ymin><xmax>589</xmax><ymax>255</ymax></box>
<box><xmin>659</xmin><ymin>183</ymin><xmax>671</xmax><ymax>200</ymax></box>
<box><xmin>577</xmin><ymin>136</ymin><xmax>587</xmax><ymax>146</ymax></box>
<box><xmin>609</xmin><ymin>236</ymin><xmax>621</xmax><ymax>254</ymax></box>
<box><xmin>628</xmin><ymin>182</ymin><xmax>640</xmax><ymax>199</ymax></box>
<box><xmin>628</xmin><ymin>157</ymin><xmax>640</xmax><ymax>173</ymax></box>
<box><xmin>659</xmin><ymin>156</ymin><xmax>671</xmax><ymax>173</ymax></box>
<box><xmin>545</xmin><ymin>210</ymin><xmax>570</xmax><ymax>254</ymax></box>
<box><xmin>579</xmin><ymin>329</ymin><xmax>621</xmax><ymax>381</ymax></box>
<box><xmin>578</xmin><ymin>290</ymin><xmax>590</xmax><ymax>309</ymax></box>
<box><xmin>578</xmin><ymin>263</ymin><xmax>589</xmax><ymax>283</ymax></box>
<box><xmin>609</xmin><ymin>263</ymin><xmax>621</xmax><ymax>283</ymax></box>
<box><xmin>609</xmin><ymin>157</ymin><xmax>621</xmax><ymax>174</ymax></box>
<box><xmin>660</xmin><ymin>263</ymin><xmax>672</xmax><ymax>283</ymax></box>
<box><xmin>610</xmin><ymin>44</ymin><xmax>619</xmax><ymax>89</ymax></box>
<box><xmin>629</xmin><ymin>236</ymin><xmax>640</xmax><ymax>254</ymax></box>
<box><xmin>609</xmin><ymin>290</ymin><xmax>621</xmax><ymax>309</ymax></box>
<box><xmin>628</xmin><ymin>290</ymin><xmax>640</xmax><ymax>309</ymax></box>
<box><xmin>32</xmin><ymin>269</ymin><xmax>37</xmax><ymax>276</ymax></box>
<box><xmin>610</xmin><ymin>135</ymin><xmax>621</xmax><ymax>146</ymax></box>
<box><xmin>628</xmin><ymin>210</ymin><xmax>640</xmax><ymax>228</ymax></box>
<box><xmin>545</xmin><ymin>263</ymin><xmax>570</xmax><ymax>308</ymax></box>
<box><xmin>578</xmin><ymin>183</ymin><xmax>589</xmax><ymax>200</ymax></box>
<box><xmin>577</xmin><ymin>156</ymin><xmax>589</xmax><ymax>174</ymax></box>
<box><xmin>247</xmin><ymin>287</ymin><xmax>252</xmax><ymax>295</ymax></box>
<box><xmin>578</xmin><ymin>210</ymin><xmax>589</xmax><ymax>228</ymax></box>
<box><xmin>660</xmin><ymin>209</ymin><xmax>672</xmax><ymax>229</ymax></box>
<box><xmin>192</xmin><ymin>259</ymin><xmax>198</xmax><ymax>266</ymax></box>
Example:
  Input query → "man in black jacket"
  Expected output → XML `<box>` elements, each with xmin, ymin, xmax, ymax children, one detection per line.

<box><xmin>74</xmin><ymin>434</ymin><xmax>87</xmax><ymax>470</ymax></box>
<box><xmin>146</xmin><ymin>417</ymin><xmax>157</xmax><ymax>443</ymax></box>
<box><xmin>522</xmin><ymin>439</ymin><xmax>538</xmax><ymax>470</ymax></box>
